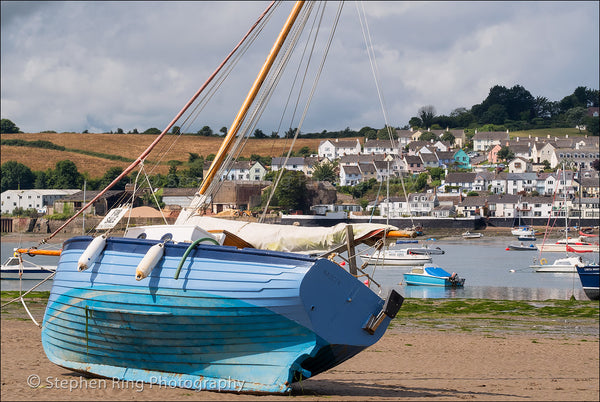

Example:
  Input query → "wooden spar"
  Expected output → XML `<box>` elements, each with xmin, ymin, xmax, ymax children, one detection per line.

<box><xmin>16</xmin><ymin>248</ymin><xmax>62</xmax><ymax>257</ymax></box>
<box><xmin>40</xmin><ymin>1</ymin><xmax>277</xmax><ymax>244</ymax></box>
<box><xmin>199</xmin><ymin>1</ymin><xmax>305</xmax><ymax>196</ymax></box>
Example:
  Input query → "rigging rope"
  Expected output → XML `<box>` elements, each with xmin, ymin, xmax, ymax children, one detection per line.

<box><xmin>260</xmin><ymin>2</ymin><xmax>343</xmax><ymax>222</ymax></box>
<box><xmin>356</xmin><ymin>1</ymin><xmax>414</xmax><ymax>228</ymax></box>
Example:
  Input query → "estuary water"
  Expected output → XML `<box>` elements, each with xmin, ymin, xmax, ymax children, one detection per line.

<box><xmin>2</xmin><ymin>235</ymin><xmax>598</xmax><ymax>300</ymax></box>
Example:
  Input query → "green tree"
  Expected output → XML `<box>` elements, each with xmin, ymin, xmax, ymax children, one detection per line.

<box><xmin>440</xmin><ymin>132</ymin><xmax>455</xmax><ymax>144</ymax></box>
<box><xmin>414</xmin><ymin>173</ymin><xmax>428</xmax><ymax>192</ymax></box>
<box><xmin>419</xmin><ymin>132</ymin><xmax>438</xmax><ymax>142</ymax></box>
<box><xmin>171</xmin><ymin>126</ymin><xmax>181</xmax><ymax>134</ymax></box>
<box><xmin>268</xmin><ymin>170</ymin><xmax>308</xmax><ymax>211</ymax></box>
<box><xmin>418</xmin><ymin>105</ymin><xmax>436</xmax><ymax>128</ymax></box>
<box><xmin>253</xmin><ymin>128</ymin><xmax>267</xmax><ymax>138</ymax></box>
<box><xmin>1</xmin><ymin>161</ymin><xmax>35</xmax><ymax>192</ymax></box>
<box><xmin>584</xmin><ymin>115</ymin><xmax>599</xmax><ymax>136</ymax></box>
<box><xmin>48</xmin><ymin>160</ymin><xmax>84</xmax><ymax>189</ymax></box>
<box><xmin>565</xmin><ymin>107</ymin><xmax>588</xmax><ymax>133</ymax></box>
<box><xmin>0</xmin><ymin>118</ymin><xmax>20</xmax><ymax>133</ymax></box>
<box><xmin>143</xmin><ymin>127</ymin><xmax>161</xmax><ymax>135</ymax></box>
<box><xmin>220</xmin><ymin>126</ymin><xmax>228</xmax><ymax>136</ymax></box>
<box><xmin>312</xmin><ymin>160</ymin><xmax>337</xmax><ymax>183</ymax></box>
<box><xmin>428</xmin><ymin>167</ymin><xmax>445</xmax><ymax>181</ymax></box>
<box><xmin>97</xmin><ymin>167</ymin><xmax>128</xmax><ymax>190</ymax></box>
<box><xmin>497</xmin><ymin>146</ymin><xmax>514</xmax><ymax>162</ymax></box>
<box><xmin>197</xmin><ymin>126</ymin><xmax>213</xmax><ymax>136</ymax></box>
<box><xmin>408</xmin><ymin>117</ymin><xmax>422</xmax><ymax>128</ymax></box>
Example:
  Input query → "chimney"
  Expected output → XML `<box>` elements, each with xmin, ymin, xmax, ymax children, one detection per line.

<box><xmin>565</xmin><ymin>134</ymin><xmax>568</xmax><ymax>138</ymax></box>
<box><xmin>516</xmin><ymin>137</ymin><xmax>519</xmax><ymax>142</ymax></box>
<box><xmin>528</xmin><ymin>134</ymin><xmax>531</xmax><ymax>139</ymax></box>
<box><xmin>535</xmin><ymin>136</ymin><xmax>538</xmax><ymax>142</ymax></box>
<box><xmin>547</xmin><ymin>134</ymin><xmax>550</xmax><ymax>139</ymax></box>
<box><xmin>335</xmin><ymin>138</ymin><xmax>339</xmax><ymax>142</ymax></box>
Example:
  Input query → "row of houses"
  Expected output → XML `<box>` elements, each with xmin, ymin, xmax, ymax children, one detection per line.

<box><xmin>368</xmin><ymin>192</ymin><xmax>600</xmax><ymax>220</ymax></box>
<box><xmin>484</xmin><ymin>134</ymin><xmax>599</xmax><ymax>169</ymax></box>
<box><xmin>441</xmin><ymin>170</ymin><xmax>600</xmax><ymax>197</ymax></box>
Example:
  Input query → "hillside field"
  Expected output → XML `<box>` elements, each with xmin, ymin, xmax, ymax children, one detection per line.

<box><xmin>0</xmin><ymin>133</ymin><xmax>330</xmax><ymax>178</ymax></box>
<box><xmin>0</xmin><ymin>128</ymin><xmax>588</xmax><ymax>178</ymax></box>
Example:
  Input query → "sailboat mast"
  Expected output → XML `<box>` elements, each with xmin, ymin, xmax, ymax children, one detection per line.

<box><xmin>198</xmin><ymin>1</ymin><xmax>306</xmax><ymax>196</ymax></box>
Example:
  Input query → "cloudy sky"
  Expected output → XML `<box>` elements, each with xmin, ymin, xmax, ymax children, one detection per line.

<box><xmin>1</xmin><ymin>1</ymin><xmax>598</xmax><ymax>135</ymax></box>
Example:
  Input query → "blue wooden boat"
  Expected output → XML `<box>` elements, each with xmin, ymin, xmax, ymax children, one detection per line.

<box><xmin>39</xmin><ymin>2</ymin><xmax>408</xmax><ymax>394</ymax></box>
<box><xmin>576</xmin><ymin>264</ymin><xmax>599</xmax><ymax>300</ymax></box>
<box><xmin>403</xmin><ymin>266</ymin><xmax>465</xmax><ymax>287</ymax></box>
<box><xmin>42</xmin><ymin>234</ymin><xmax>402</xmax><ymax>393</ymax></box>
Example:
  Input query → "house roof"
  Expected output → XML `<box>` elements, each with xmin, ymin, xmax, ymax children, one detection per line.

<box><xmin>473</xmin><ymin>131</ymin><xmax>509</xmax><ymax>141</ymax></box>
<box><xmin>271</xmin><ymin>157</ymin><xmax>305</xmax><ymax>166</ymax></box>
<box><xmin>342</xmin><ymin>165</ymin><xmax>361</xmax><ymax>175</ymax></box>
<box><xmin>444</xmin><ymin>172</ymin><xmax>476</xmax><ymax>183</ymax></box>
<box><xmin>486</xmin><ymin>194</ymin><xmax>520</xmax><ymax>204</ymax></box>
<box><xmin>363</xmin><ymin>139</ymin><xmax>399</xmax><ymax>149</ymax></box>
<box><xmin>458</xmin><ymin>195</ymin><xmax>487</xmax><ymax>207</ymax></box>
<box><xmin>403</xmin><ymin>155</ymin><xmax>422</xmax><ymax>164</ymax></box>
<box><xmin>419</xmin><ymin>153</ymin><xmax>438</xmax><ymax>163</ymax></box>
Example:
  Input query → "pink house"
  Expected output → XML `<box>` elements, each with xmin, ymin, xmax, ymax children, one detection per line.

<box><xmin>487</xmin><ymin>144</ymin><xmax>502</xmax><ymax>164</ymax></box>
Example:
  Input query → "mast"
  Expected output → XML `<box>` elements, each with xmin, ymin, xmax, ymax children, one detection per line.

<box><xmin>198</xmin><ymin>1</ymin><xmax>306</xmax><ymax>197</ymax></box>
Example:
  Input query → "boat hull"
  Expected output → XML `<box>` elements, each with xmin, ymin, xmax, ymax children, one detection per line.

<box><xmin>403</xmin><ymin>273</ymin><xmax>464</xmax><ymax>287</ymax></box>
<box><xmin>41</xmin><ymin>236</ymin><xmax>393</xmax><ymax>393</ymax></box>
<box><xmin>1</xmin><ymin>267</ymin><xmax>56</xmax><ymax>280</ymax></box>
<box><xmin>532</xmin><ymin>266</ymin><xmax>577</xmax><ymax>273</ymax></box>
<box><xmin>537</xmin><ymin>243</ymin><xmax>599</xmax><ymax>253</ymax></box>
<box><xmin>577</xmin><ymin>265</ymin><xmax>599</xmax><ymax>300</ymax></box>
<box><xmin>360</xmin><ymin>254</ymin><xmax>431</xmax><ymax>266</ymax></box>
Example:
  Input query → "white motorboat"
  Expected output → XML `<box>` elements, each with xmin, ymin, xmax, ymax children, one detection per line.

<box><xmin>531</xmin><ymin>256</ymin><xmax>586</xmax><ymax>273</ymax></box>
<box><xmin>360</xmin><ymin>246</ymin><xmax>432</xmax><ymax>266</ymax></box>
<box><xmin>511</xmin><ymin>225</ymin><xmax>535</xmax><ymax>237</ymax></box>
<box><xmin>1</xmin><ymin>255</ymin><xmax>57</xmax><ymax>280</ymax></box>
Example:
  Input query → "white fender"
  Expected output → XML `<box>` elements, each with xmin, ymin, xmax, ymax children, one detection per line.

<box><xmin>77</xmin><ymin>235</ymin><xmax>107</xmax><ymax>271</ymax></box>
<box><xmin>135</xmin><ymin>243</ymin><xmax>164</xmax><ymax>281</ymax></box>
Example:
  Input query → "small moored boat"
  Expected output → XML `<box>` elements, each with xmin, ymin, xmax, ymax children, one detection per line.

<box><xmin>403</xmin><ymin>266</ymin><xmax>465</xmax><ymax>287</ymax></box>
<box><xmin>1</xmin><ymin>253</ymin><xmax>57</xmax><ymax>280</ymax></box>
<box><xmin>462</xmin><ymin>231</ymin><xmax>483</xmax><ymax>239</ymax></box>
<box><xmin>507</xmin><ymin>243</ymin><xmax>537</xmax><ymax>251</ymax></box>
<box><xmin>530</xmin><ymin>256</ymin><xmax>586</xmax><ymax>273</ymax></box>
<box><xmin>360</xmin><ymin>246</ymin><xmax>432</xmax><ymax>266</ymax></box>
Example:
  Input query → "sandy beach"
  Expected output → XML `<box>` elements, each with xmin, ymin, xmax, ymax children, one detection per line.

<box><xmin>2</xmin><ymin>300</ymin><xmax>598</xmax><ymax>401</ymax></box>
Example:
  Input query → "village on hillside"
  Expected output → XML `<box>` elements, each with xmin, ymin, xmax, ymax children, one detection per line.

<box><xmin>2</xmin><ymin>122</ymin><xmax>599</xmax><ymax>228</ymax></box>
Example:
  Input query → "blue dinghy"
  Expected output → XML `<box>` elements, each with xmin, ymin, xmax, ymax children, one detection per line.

<box><xmin>403</xmin><ymin>266</ymin><xmax>465</xmax><ymax>287</ymax></box>
<box><xmin>42</xmin><ymin>233</ymin><xmax>402</xmax><ymax>393</ymax></box>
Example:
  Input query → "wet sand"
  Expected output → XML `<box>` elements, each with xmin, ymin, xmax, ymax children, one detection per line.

<box><xmin>2</xmin><ymin>316</ymin><xmax>598</xmax><ymax>401</ymax></box>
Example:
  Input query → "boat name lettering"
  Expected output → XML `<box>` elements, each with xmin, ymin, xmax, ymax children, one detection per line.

<box><xmin>322</xmin><ymin>269</ymin><xmax>341</xmax><ymax>286</ymax></box>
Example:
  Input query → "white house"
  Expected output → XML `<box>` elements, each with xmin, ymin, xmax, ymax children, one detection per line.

<box><xmin>375</xmin><ymin>196</ymin><xmax>408</xmax><ymax>218</ymax></box>
<box><xmin>270</xmin><ymin>157</ymin><xmax>305</xmax><ymax>172</ymax></box>
<box><xmin>318</xmin><ymin>138</ymin><xmax>361</xmax><ymax>159</ymax></box>
<box><xmin>362</xmin><ymin>139</ymin><xmax>399</xmax><ymax>155</ymax></box>
<box><xmin>442</xmin><ymin>172</ymin><xmax>476</xmax><ymax>193</ymax></box>
<box><xmin>339</xmin><ymin>165</ymin><xmax>361</xmax><ymax>186</ymax></box>
<box><xmin>472</xmin><ymin>131</ymin><xmax>509</xmax><ymax>152</ymax></box>
<box><xmin>1</xmin><ymin>189</ymin><xmax>80</xmax><ymax>214</ymax></box>
<box><xmin>223</xmin><ymin>161</ymin><xmax>267</xmax><ymax>181</ymax></box>
<box><xmin>508</xmin><ymin>157</ymin><xmax>532</xmax><ymax>173</ymax></box>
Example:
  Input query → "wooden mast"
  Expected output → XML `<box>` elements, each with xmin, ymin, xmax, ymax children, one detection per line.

<box><xmin>198</xmin><ymin>1</ymin><xmax>305</xmax><ymax>196</ymax></box>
